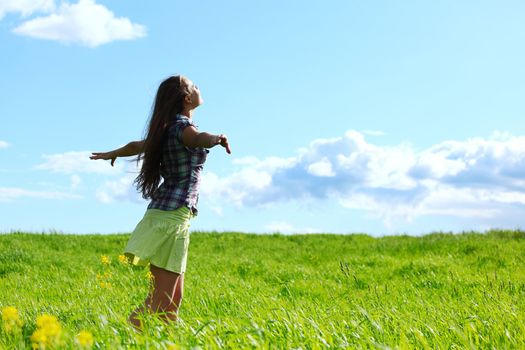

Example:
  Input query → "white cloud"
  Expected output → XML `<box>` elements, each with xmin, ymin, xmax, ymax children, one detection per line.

<box><xmin>203</xmin><ymin>130</ymin><xmax>525</xmax><ymax>228</ymax></box>
<box><xmin>79</xmin><ymin>129</ymin><xmax>525</xmax><ymax>229</ymax></box>
<box><xmin>12</xmin><ymin>0</ymin><xmax>146</xmax><ymax>47</ymax></box>
<box><xmin>0</xmin><ymin>187</ymin><xmax>81</xmax><ymax>202</ymax></box>
<box><xmin>33</xmin><ymin>152</ymin><xmax>143</xmax><ymax>204</ymax></box>
<box><xmin>0</xmin><ymin>0</ymin><xmax>55</xmax><ymax>19</ymax></box>
<box><xmin>265</xmin><ymin>221</ymin><xmax>321</xmax><ymax>234</ymax></box>
<box><xmin>307</xmin><ymin>158</ymin><xmax>335</xmax><ymax>177</ymax></box>
<box><xmin>35</xmin><ymin>151</ymin><xmax>124</xmax><ymax>175</ymax></box>
<box><xmin>201</xmin><ymin>167</ymin><xmax>275</xmax><ymax>207</ymax></box>
<box><xmin>95</xmin><ymin>173</ymin><xmax>143</xmax><ymax>204</ymax></box>
<box><xmin>415</xmin><ymin>185</ymin><xmax>505</xmax><ymax>218</ymax></box>
<box><xmin>0</xmin><ymin>140</ymin><xmax>9</xmax><ymax>149</ymax></box>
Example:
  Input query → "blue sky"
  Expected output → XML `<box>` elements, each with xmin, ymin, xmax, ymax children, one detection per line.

<box><xmin>1</xmin><ymin>0</ymin><xmax>525</xmax><ymax>235</ymax></box>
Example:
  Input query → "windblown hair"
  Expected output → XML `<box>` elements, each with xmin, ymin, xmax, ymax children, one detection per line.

<box><xmin>134</xmin><ymin>75</ymin><xmax>192</xmax><ymax>199</ymax></box>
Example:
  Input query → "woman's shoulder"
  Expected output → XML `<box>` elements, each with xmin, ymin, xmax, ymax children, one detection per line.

<box><xmin>168</xmin><ymin>114</ymin><xmax>198</xmax><ymax>141</ymax></box>
<box><xmin>171</xmin><ymin>114</ymin><xmax>197</xmax><ymax>128</ymax></box>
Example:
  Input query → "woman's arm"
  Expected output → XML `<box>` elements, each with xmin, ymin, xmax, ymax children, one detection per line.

<box><xmin>90</xmin><ymin>140</ymin><xmax>145</xmax><ymax>166</ymax></box>
<box><xmin>182</xmin><ymin>126</ymin><xmax>231</xmax><ymax>154</ymax></box>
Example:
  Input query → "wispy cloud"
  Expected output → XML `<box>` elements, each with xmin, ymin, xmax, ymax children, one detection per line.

<box><xmin>201</xmin><ymin>130</ymin><xmax>525</xmax><ymax>227</ymax></box>
<box><xmin>0</xmin><ymin>140</ymin><xmax>9</xmax><ymax>149</ymax></box>
<box><xmin>33</xmin><ymin>150</ymin><xmax>142</xmax><ymax>204</ymax></box>
<box><xmin>0</xmin><ymin>187</ymin><xmax>81</xmax><ymax>202</ymax></box>
<box><xmin>95</xmin><ymin>173</ymin><xmax>143</xmax><ymax>204</ymax></box>
<box><xmin>0</xmin><ymin>0</ymin><xmax>55</xmax><ymax>19</ymax></box>
<box><xmin>12</xmin><ymin>0</ymin><xmax>146</xmax><ymax>47</ymax></box>
<box><xmin>34</xmin><ymin>151</ymin><xmax>124</xmax><ymax>175</ymax></box>
<box><xmin>264</xmin><ymin>221</ymin><xmax>320</xmax><ymax>234</ymax></box>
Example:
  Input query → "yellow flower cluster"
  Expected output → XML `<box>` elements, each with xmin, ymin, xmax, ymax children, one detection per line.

<box><xmin>146</xmin><ymin>271</ymin><xmax>155</xmax><ymax>281</ymax></box>
<box><xmin>1</xmin><ymin>306</ymin><xmax>23</xmax><ymax>332</ymax></box>
<box><xmin>98</xmin><ymin>281</ymin><xmax>113</xmax><ymax>289</ymax></box>
<box><xmin>96</xmin><ymin>271</ymin><xmax>112</xmax><ymax>280</ymax></box>
<box><xmin>100</xmin><ymin>255</ymin><xmax>111</xmax><ymax>265</ymax></box>
<box><xmin>146</xmin><ymin>271</ymin><xmax>155</xmax><ymax>282</ymax></box>
<box><xmin>166</xmin><ymin>344</ymin><xmax>181</xmax><ymax>350</ymax></box>
<box><xmin>118</xmin><ymin>254</ymin><xmax>129</xmax><ymax>265</ymax></box>
<box><xmin>1</xmin><ymin>308</ymin><xmax>94</xmax><ymax>349</ymax></box>
<box><xmin>96</xmin><ymin>271</ymin><xmax>113</xmax><ymax>289</ymax></box>
<box><xmin>31</xmin><ymin>314</ymin><xmax>63</xmax><ymax>349</ymax></box>
<box><xmin>75</xmin><ymin>330</ymin><xmax>94</xmax><ymax>348</ymax></box>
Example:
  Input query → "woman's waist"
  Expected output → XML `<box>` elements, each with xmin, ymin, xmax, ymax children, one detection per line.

<box><xmin>160</xmin><ymin>171</ymin><xmax>203</xmax><ymax>184</ymax></box>
<box><xmin>144</xmin><ymin>205</ymin><xmax>193</xmax><ymax>221</ymax></box>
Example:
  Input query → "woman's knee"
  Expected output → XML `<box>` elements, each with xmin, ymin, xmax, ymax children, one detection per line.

<box><xmin>150</xmin><ymin>264</ymin><xmax>181</xmax><ymax>278</ymax></box>
<box><xmin>150</xmin><ymin>265</ymin><xmax>180</xmax><ymax>287</ymax></box>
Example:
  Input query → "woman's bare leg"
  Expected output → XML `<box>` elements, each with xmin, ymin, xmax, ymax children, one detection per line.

<box><xmin>128</xmin><ymin>264</ymin><xmax>184</xmax><ymax>329</ymax></box>
<box><xmin>173</xmin><ymin>272</ymin><xmax>184</xmax><ymax>310</ymax></box>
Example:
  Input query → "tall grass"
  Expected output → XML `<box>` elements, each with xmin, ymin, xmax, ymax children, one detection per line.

<box><xmin>1</xmin><ymin>230</ymin><xmax>524</xmax><ymax>349</ymax></box>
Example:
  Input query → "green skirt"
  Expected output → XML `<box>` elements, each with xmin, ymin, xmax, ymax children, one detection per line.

<box><xmin>124</xmin><ymin>206</ymin><xmax>193</xmax><ymax>274</ymax></box>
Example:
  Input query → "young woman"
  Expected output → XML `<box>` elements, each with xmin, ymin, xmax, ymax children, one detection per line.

<box><xmin>90</xmin><ymin>75</ymin><xmax>231</xmax><ymax>330</ymax></box>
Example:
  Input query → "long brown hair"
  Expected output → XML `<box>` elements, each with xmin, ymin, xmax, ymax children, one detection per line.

<box><xmin>134</xmin><ymin>75</ymin><xmax>192</xmax><ymax>199</ymax></box>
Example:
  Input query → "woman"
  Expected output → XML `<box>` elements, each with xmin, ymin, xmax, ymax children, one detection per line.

<box><xmin>90</xmin><ymin>75</ymin><xmax>231</xmax><ymax>330</ymax></box>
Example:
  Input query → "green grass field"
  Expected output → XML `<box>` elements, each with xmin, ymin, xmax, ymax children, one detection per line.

<box><xmin>1</xmin><ymin>230</ymin><xmax>524</xmax><ymax>349</ymax></box>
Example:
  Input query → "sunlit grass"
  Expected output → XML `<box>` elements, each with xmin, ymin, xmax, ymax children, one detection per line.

<box><xmin>1</xmin><ymin>230</ymin><xmax>524</xmax><ymax>348</ymax></box>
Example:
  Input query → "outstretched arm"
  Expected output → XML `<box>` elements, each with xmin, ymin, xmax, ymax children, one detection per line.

<box><xmin>90</xmin><ymin>140</ymin><xmax>145</xmax><ymax>166</ymax></box>
<box><xmin>182</xmin><ymin>126</ymin><xmax>231</xmax><ymax>154</ymax></box>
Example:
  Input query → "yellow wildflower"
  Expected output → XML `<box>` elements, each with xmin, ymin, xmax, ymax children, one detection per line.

<box><xmin>35</xmin><ymin>314</ymin><xmax>59</xmax><ymax>329</ymax></box>
<box><xmin>166</xmin><ymin>344</ymin><xmax>181</xmax><ymax>350</ymax></box>
<box><xmin>100</xmin><ymin>255</ymin><xmax>110</xmax><ymax>265</ymax></box>
<box><xmin>96</xmin><ymin>272</ymin><xmax>112</xmax><ymax>280</ymax></box>
<box><xmin>118</xmin><ymin>254</ymin><xmax>128</xmax><ymax>264</ymax></box>
<box><xmin>32</xmin><ymin>314</ymin><xmax>62</xmax><ymax>349</ymax></box>
<box><xmin>1</xmin><ymin>306</ymin><xmax>19</xmax><ymax>321</ymax></box>
<box><xmin>31</xmin><ymin>328</ymin><xmax>48</xmax><ymax>347</ymax></box>
<box><xmin>44</xmin><ymin>321</ymin><xmax>61</xmax><ymax>337</ymax></box>
<box><xmin>1</xmin><ymin>306</ymin><xmax>23</xmax><ymax>332</ymax></box>
<box><xmin>146</xmin><ymin>271</ymin><xmax>154</xmax><ymax>281</ymax></box>
<box><xmin>76</xmin><ymin>330</ymin><xmax>94</xmax><ymax>348</ymax></box>
<box><xmin>99</xmin><ymin>281</ymin><xmax>112</xmax><ymax>289</ymax></box>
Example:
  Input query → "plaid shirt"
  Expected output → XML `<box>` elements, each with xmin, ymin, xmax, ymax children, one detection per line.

<box><xmin>147</xmin><ymin>114</ymin><xmax>209</xmax><ymax>215</ymax></box>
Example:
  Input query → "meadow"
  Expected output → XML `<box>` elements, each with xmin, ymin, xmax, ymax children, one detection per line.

<box><xmin>0</xmin><ymin>230</ymin><xmax>524</xmax><ymax>349</ymax></box>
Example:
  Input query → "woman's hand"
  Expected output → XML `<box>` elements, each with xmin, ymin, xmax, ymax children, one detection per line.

<box><xmin>90</xmin><ymin>152</ymin><xmax>117</xmax><ymax>166</ymax></box>
<box><xmin>215</xmin><ymin>134</ymin><xmax>231</xmax><ymax>154</ymax></box>
<box><xmin>89</xmin><ymin>141</ymin><xmax>144</xmax><ymax>166</ymax></box>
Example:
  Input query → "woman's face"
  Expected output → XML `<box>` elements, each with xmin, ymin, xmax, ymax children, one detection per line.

<box><xmin>184</xmin><ymin>78</ymin><xmax>203</xmax><ymax>108</ymax></box>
